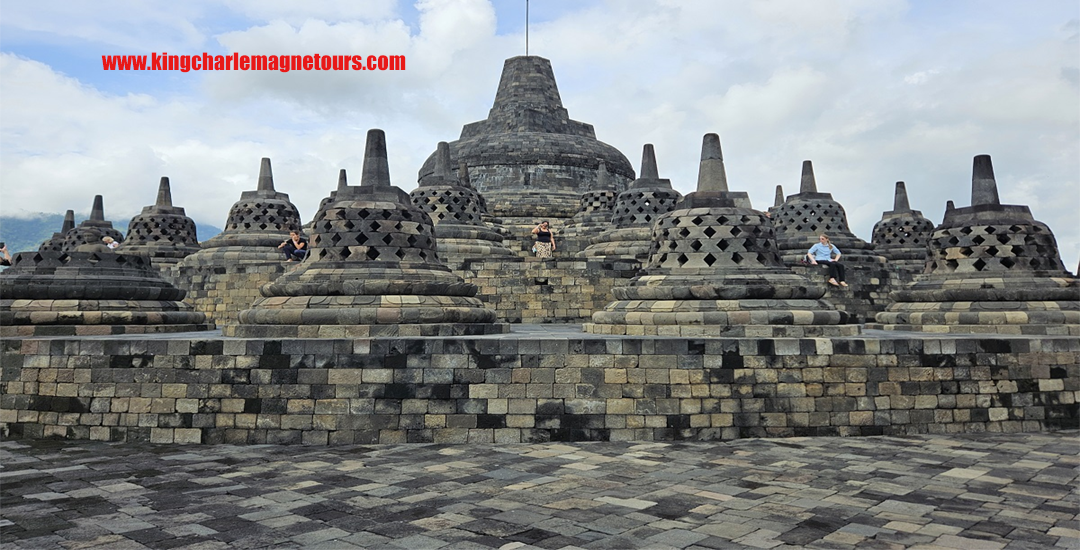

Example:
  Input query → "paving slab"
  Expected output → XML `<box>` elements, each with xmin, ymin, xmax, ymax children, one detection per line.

<box><xmin>1</xmin><ymin>432</ymin><xmax>1076</xmax><ymax>549</ymax></box>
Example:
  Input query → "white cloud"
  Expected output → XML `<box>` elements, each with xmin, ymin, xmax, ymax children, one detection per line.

<box><xmin>0</xmin><ymin>0</ymin><xmax>1076</xmax><ymax>269</ymax></box>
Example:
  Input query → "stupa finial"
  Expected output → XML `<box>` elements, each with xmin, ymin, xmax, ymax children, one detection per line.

<box><xmin>774</xmin><ymin>185</ymin><xmax>785</xmax><ymax>207</ymax></box>
<box><xmin>640</xmin><ymin>144</ymin><xmax>659</xmax><ymax>180</ymax></box>
<box><xmin>800</xmin><ymin>161</ymin><xmax>817</xmax><ymax>193</ymax></box>
<box><xmin>257</xmin><ymin>158</ymin><xmax>275</xmax><ymax>191</ymax></box>
<box><xmin>337</xmin><ymin>169</ymin><xmax>348</xmax><ymax>190</ymax></box>
<box><xmin>971</xmin><ymin>155</ymin><xmax>1000</xmax><ymax>206</ymax></box>
<box><xmin>90</xmin><ymin>195</ymin><xmax>105</xmax><ymax>221</ymax></box>
<box><xmin>156</xmin><ymin>177</ymin><xmax>173</xmax><ymax>207</ymax></box>
<box><xmin>594</xmin><ymin>161</ymin><xmax>613</xmax><ymax>191</ymax></box>
<box><xmin>434</xmin><ymin>142</ymin><xmax>452</xmax><ymax>179</ymax></box>
<box><xmin>61</xmin><ymin>210</ymin><xmax>75</xmax><ymax>233</ymax></box>
<box><xmin>893</xmin><ymin>181</ymin><xmax>911</xmax><ymax>212</ymax></box>
<box><xmin>695</xmin><ymin>133</ymin><xmax>729</xmax><ymax>193</ymax></box>
<box><xmin>360</xmin><ymin>129</ymin><xmax>392</xmax><ymax>187</ymax></box>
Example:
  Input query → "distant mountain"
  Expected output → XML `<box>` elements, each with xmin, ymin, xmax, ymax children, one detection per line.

<box><xmin>0</xmin><ymin>213</ymin><xmax>222</xmax><ymax>254</ymax></box>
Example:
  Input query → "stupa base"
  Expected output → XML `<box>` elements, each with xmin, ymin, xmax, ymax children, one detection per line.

<box><xmin>224</xmin><ymin>323</ymin><xmax>511</xmax><ymax>338</ymax></box>
<box><xmin>1</xmin><ymin>324</ymin><xmax>215</xmax><ymax>337</ymax></box>
<box><xmin>583</xmin><ymin>323</ymin><xmax>860</xmax><ymax>337</ymax></box>
<box><xmin>863</xmin><ymin>323</ymin><xmax>1080</xmax><ymax>336</ymax></box>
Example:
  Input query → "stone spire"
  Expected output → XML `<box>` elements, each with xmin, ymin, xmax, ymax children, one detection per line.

<box><xmin>799</xmin><ymin>161</ymin><xmax>818</xmax><ymax>193</ymax></box>
<box><xmin>638</xmin><ymin>144</ymin><xmax>660</xmax><ymax>182</ymax></box>
<box><xmin>38</xmin><ymin>210</ymin><xmax>77</xmax><ymax>252</ymax></box>
<box><xmin>156</xmin><ymin>177</ymin><xmax>173</xmax><ymax>207</ymax></box>
<box><xmin>872</xmin><ymin>181</ymin><xmax>934</xmax><ymax>272</ymax></box>
<box><xmin>774</xmin><ymin>185</ymin><xmax>785</xmax><ymax>208</ymax></box>
<box><xmin>695</xmin><ymin>133</ymin><xmax>728</xmax><ymax>193</ymax></box>
<box><xmin>120</xmin><ymin>175</ymin><xmax>201</xmax><ymax>268</ymax></box>
<box><xmin>257</xmin><ymin>157</ymin><xmax>275</xmax><ymax>191</ymax></box>
<box><xmin>892</xmin><ymin>181</ymin><xmax>911</xmax><ymax>212</ymax></box>
<box><xmin>337</xmin><ymin>169</ymin><xmax>348</xmax><ymax>191</ymax></box>
<box><xmin>232</xmin><ymin>128</ymin><xmax>506</xmax><ymax>338</ymax></box>
<box><xmin>874</xmin><ymin>154</ymin><xmax>1077</xmax><ymax>334</ymax></box>
<box><xmin>361</xmin><ymin>130</ymin><xmax>392</xmax><ymax>187</ymax></box>
<box><xmin>586</xmin><ymin>132</ymin><xmax>856</xmax><ymax>338</ymax></box>
<box><xmin>971</xmin><ymin>154</ymin><xmax>1000</xmax><ymax>206</ymax></box>
<box><xmin>61</xmin><ymin>196</ymin><xmax>124</xmax><ymax>252</ymax></box>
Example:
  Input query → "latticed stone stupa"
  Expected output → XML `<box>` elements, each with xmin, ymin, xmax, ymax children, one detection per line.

<box><xmin>1</xmin><ymin>197</ymin><xmax>210</xmax><ymax>336</ymax></box>
<box><xmin>119</xmin><ymin>177</ymin><xmax>201</xmax><ymax>268</ymax></box>
<box><xmin>871</xmin><ymin>181</ymin><xmax>935</xmax><ymax>271</ymax></box>
<box><xmin>579</xmin><ymin>144</ymin><xmax>683</xmax><ymax>263</ymax></box>
<box><xmin>563</xmin><ymin>161</ymin><xmax>620</xmax><ymax>237</ymax></box>
<box><xmin>172</xmin><ymin>157</ymin><xmax>304</xmax><ymax>324</ymax></box>
<box><xmin>417</xmin><ymin>56</ymin><xmax>635</xmax><ymax>230</ymax></box>
<box><xmin>228</xmin><ymin>129</ymin><xmax>506</xmax><ymax>338</ymax></box>
<box><xmin>770</xmin><ymin>161</ymin><xmax>883</xmax><ymax>265</ymax></box>
<box><xmin>38</xmin><ymin>210</ymin><xmax>75</xmax><ymax>252</ymax></box>
<box><xmin>873</xmin><ymin>155</ymin><xmax>1079</xmax><ymax>334</ymax></box>
<box><xmin>586</xmin><ymin>134</ymin><xmax>856</xmax><ymax>337</ymax></box>
<box><xmin>410</xmin><ymin>141</ymin><xmax>515</xmax><ymax>266</ymax></box>
<box><xmin>60</xmin><ymin>196</ymin><xmax>125</xmax><ymax>252</ymax></box>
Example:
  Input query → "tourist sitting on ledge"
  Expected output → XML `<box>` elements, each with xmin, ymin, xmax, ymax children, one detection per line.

<box><xmin>277</xmin><ymin>231</ymin><xmax>308</xmax><ymax>262</ymax></box>
<box><xmin>807</xmin><ymin>234</ymin><xmax>848</xmax><ymax>287</ymax></box>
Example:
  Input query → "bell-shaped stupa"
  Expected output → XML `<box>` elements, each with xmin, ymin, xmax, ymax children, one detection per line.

<box><xmin>586</xmin><ymin>134</ymin><xmax>856</xmax><ymax>337</ymax></box>
<box><xmin>409</xmin><ymin>142</ymin><xmax>515</xmax><ymax>266</ymax></box>
<box><xmin>873</xmin><ymin>155</ymin><xmax>1078</xmax><ymax>334</ymax></box>
<box><xmin>192</xmin><ymin>158</ymin><xmax>302</xmax><ymax>255</ymax></box>
<box><xmin>60</xmin><ymin>196</ymin><xmax>125</xmax><ymax>252</ymax></box>
<box><xmin>38</xmin><ymin>210</ymin><xmax>76</xmax><ymax>252</ymax></box>
<box><xmin>417</xmin><ymin>56</ymin><xmax>634</xmax><ymax>233</ymax></box>
<box><xmin>771</xmin><ymin>161</ymin><xmax>883</xmax><ymax>264</ymax></box>
<box><xmin>1</xmin><ymin>197</ymin><xmax>210</xmax><ymax>336</ymax></box>
<box><xmin>119</xmin><ymin>177</ymin><xmax>201</xmax><ymax>267</ymax></box>
<box><xmin>172</xmin><ymin>157</ymin><xmax>304</xmax><ymax>325</ymax></box>
<box><xmin>228</xmin><ymin>129</ymin><xmax>506</xmax><ymax>338</ymax></box>
<box><xmin>870</xmin><ymin>181</ymin><xmax>935</xmax><ymax>271</ymax></box>
<box><xmin>564</xmin><ymin>162</ymin><xmax>620</xmax><ymax>236</ymax></box>
<box><xmin>578</xmin><ymin>144</ymin><xmax>683</xmax><ymax>263</ymax></box>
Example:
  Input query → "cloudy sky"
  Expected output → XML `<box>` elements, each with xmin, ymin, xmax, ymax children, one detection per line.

<box><xmin>1</xmin><ymin>0</ymin><xmax>1078</xmax><ymax>268</ymax></box>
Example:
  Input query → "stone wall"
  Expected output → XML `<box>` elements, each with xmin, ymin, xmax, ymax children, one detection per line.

<box><xmin>459</xmin><ymin>258</ymin><xmax>634</xmax><ymax>323</ymax></box>
<box><xmin>171</xmin><ymin>263</ymin><xmax>289</xmax><ymax>327</ymax></box>
<box><xmin>2</xmin><ymin>333</ymin><xmax>1076</xmax><ymax>445</ymax></box>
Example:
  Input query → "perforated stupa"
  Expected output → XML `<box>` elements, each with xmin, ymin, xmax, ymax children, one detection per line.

<box><xmin>870</xmin><ymin>181</ymin><xmax>934</xmax><ymax>271</ymax></box>
<box><xmin>119</xmin><ymin>177</ymin><xmax>201</xmax><ymax>267</ymax></box>
<box><xmin>228</xmin><ymin>129</ymin><xmax>506</xmax><ymax>338</ymax></box>
<box><xmin>770</xmin><ymin>161</ymin><xmax>883</xmax><ymax>265</ymax></box>
<box><xmin>873</xmin><ymin>155</ymin><xmax>1079</xmax><ymax>334</ymax></box>
<box><xmin>579</xmin><ymin>144</ymin><xmax>683</xmax><ymax>263</ymax></box>
<box><xmin>586</xmin><ymin>134</ymin><xmax>856</xmax><ymax>337</ymax></box>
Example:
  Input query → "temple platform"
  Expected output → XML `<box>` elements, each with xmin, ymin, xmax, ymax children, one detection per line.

<box><xmin>2</xmin><ymin>325</ymin><xmax>1076</xmax><ymax>445</ymax></box>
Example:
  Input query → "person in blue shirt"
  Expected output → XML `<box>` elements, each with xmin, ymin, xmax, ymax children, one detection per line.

<box><xmin>807</xmin><ymin>234</ymin><xmax>848</xmax><ymax>287</ymax></box>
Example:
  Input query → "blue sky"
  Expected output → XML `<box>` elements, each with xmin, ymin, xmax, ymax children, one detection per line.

<box><xmin>1</xmin><ymin>0</ymin><xmax>1078</xmax><ymax>268</ymax></box>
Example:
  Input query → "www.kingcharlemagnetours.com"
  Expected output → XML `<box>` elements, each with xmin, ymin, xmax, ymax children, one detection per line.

<box><xmin>102</xmin><ymin>53</ymin><xmax>405</xmax><ymax>72</ymax></box>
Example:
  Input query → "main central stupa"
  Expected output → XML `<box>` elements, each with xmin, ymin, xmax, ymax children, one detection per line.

<box><xmin>417</xmin><ymin>56</ymin><xmax>635</xmax><ymax>231</ymax></box>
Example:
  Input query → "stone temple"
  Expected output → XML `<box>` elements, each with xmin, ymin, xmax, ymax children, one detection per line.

<box><xmin>871</xmin><ymin>181</ymin><xmax>934</xmax><ymax>272</ymax></box>
<box><xmin>417</xmin><ymin>55</ymin><xmax>635</xmax><ymax>249</ymax></box>
<box><xmin>119</xmin><ymin>176</ymin><xmax>201</xmax><ymax>269</ymax></box>
<box><xmin>0</xmin><ymin>55</ymin><xmax>1076</xmax><ymax>447</ymax></box>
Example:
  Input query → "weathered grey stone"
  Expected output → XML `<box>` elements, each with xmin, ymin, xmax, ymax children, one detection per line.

<box><xmin>871</xmin><ymin>181</ymin><xmax>935</xmax><ymax>272</ymax></box>
<box><xmin>61</xmin><ymin>196</ymin><xmax>124</xmax><ymax>253</ymax></box>
<box><xmin>873</xmin><ymin>155</ymin><xmax>1080</xmax><ymax>334</ymax></box>
<box><xmin>768</xmin><ymin>161</ymin><xmax>885</xmax><ymax>265</ymax></box>
<box><xmin>38</xmin><ymin>210</ymin><xmax>75</xmax><ymax>252</ymax></box>
<box><xmin>586</xmin><ymin>134</ymin><xmax>856</xmax><ymax>337</ymax></box>
<box><xmin>229</xmin><ymin>129</ymin><xmax>507</xmax><ymax>338</ymax></box>
<box><xmin>118</xmin><ymin>177</ymin><xmax>201</xmax><ymax>268</ymax></box>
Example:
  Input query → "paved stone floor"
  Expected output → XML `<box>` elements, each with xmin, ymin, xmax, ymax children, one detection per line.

<box><xmin>1</xmin><ymin>432</ymin><xmax>1077</xmax><ymax>549</ymax></box>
